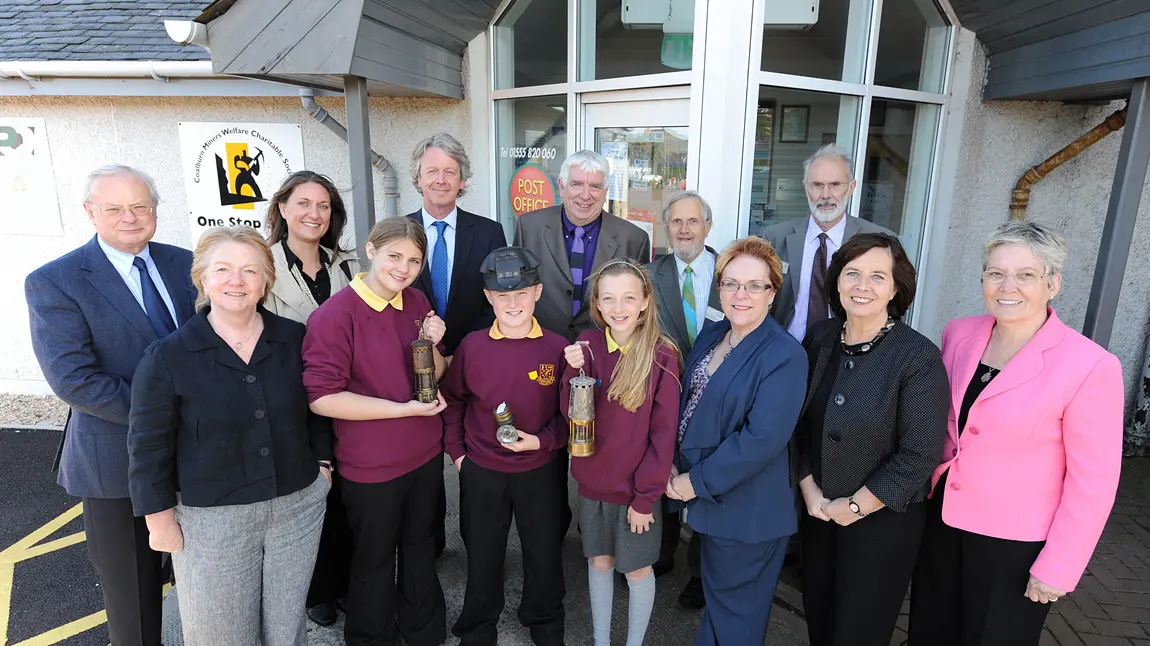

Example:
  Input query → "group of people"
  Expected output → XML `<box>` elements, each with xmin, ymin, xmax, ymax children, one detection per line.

<box><xmin>24</xmin><ymin>135</ymin><xmax>1124</xmax><ymax>646</ymax></box>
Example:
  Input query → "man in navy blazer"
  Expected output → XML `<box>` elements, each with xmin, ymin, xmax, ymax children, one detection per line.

<box><xmin>25</xmin><ymin>165</ymin><xmax>197</xmax><ymax>646</ymax></box>
<box><xmin>406</xmin><ymin>133</ymin><xmax>507</xmax><ymax>558</ymax></box>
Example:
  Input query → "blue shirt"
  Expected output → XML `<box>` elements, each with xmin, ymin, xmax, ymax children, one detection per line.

<box><xmin>97</xmin><ymin>236</ymin><xmax>179</xmax><ymax>326</ymax></box>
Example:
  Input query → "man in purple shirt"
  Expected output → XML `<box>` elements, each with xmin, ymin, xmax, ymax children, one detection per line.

<box><xmin>513</xmin><ymin>149</ymin><xmax>651</xmax><ymax>343</ymax></box>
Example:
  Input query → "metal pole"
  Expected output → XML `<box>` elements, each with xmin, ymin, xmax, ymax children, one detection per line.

<box><xmin>1082</xmin><ymin>78</ymin><xmax>1150</xmax><ymax>348</ymax></box>
<box><xmin>344</xmin><ymin>74</ymin><xmax>376</xmax><ymax>263</ymax></box>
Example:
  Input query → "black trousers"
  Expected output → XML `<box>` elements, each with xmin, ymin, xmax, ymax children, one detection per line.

<box><xmin>434</xmin><ymin>470</ymin><xmax>447</xmax><ymax>556</ymax></box>
<box><xmin>657</xmin><ymin>498</ymin><xmax>701</xmax><ymax>577</ymax></box>
<box><xmin>801</xmin><ymin>502</ymin><xmax>927</xmax><ymax>646</ymax></box>
<box><xmin>556</xmin><ymin>449</ymin><xmax>573</xmax><ymax>542</ymax></box>
<box><xmin>341</xmin><ymin>456</ymin><xmax>447</xmax><ymax>646</ymax></box>
<box><xmin>306</xmin><ymin>472</ymin><xmax>354</xmax><ymax>607</ymax></box>
<box><xmin>909</xmin><ymin>479</ymin><xmax>1050</xmax><ymax>646</ymax></box>
<box><xmin>452</xmin><ymin>457</ymin><xmax>565</xmax><ymax>646</ymax></box>
<box><xmin>82</xmin><ymin>497</ymin><xmax>165</xmax><ymax>646</ymax></box>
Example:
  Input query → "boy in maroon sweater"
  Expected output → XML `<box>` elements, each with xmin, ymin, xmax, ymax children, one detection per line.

<box><xmin>440</xmin><ymin>246</ymin><xmax>568</xmax><ymax>646</ymax></box>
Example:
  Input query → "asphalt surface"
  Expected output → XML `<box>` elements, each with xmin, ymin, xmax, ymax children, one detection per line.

<box><xmin>1</xmin><ymin>428</ymin><xmax>811</xmax><ymax>645</ymax></box>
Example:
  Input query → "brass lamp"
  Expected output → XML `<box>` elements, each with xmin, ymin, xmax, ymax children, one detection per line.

<box><xmin>495</xmin><ymin>401</ymin><xmax>519</xmax><ymax>444</ymax></box>
<box><xmin>412</xmin><ymin>335</ymin><xmax>437</xmax><ymax>404</ymax></box>
<box><xmin>567</xmin><ymin>370</ymin><xmax>596</xmax><ymax>457</ymax></box>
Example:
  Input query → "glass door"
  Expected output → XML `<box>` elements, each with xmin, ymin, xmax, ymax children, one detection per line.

<box><xmin>582</xmin><ymin>97</ymin><xmax>691</xmax><ymax>261</ymax></box>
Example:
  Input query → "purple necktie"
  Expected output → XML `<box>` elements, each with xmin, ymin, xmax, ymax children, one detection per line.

<box><xmin>571</xmin><ymin>225</ymin><xmax>586</xmax><ymax>316</ymax></box>
<box><xmin>807</xmin><ymin>233</ymin><xmax>829</xmax><ymax>331</ymax></box>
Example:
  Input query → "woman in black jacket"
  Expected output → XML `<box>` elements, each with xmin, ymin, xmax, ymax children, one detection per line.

<box><xmin>128</xmin><ymin>226</ymin><xmax>332</xmax><ymax>646</ymax></box>
<box><xmin>794</xmin><ymin>233</ymin><xmax>949</xmax><ymax>646</ymax></box>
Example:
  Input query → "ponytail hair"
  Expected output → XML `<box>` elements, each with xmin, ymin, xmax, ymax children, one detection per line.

<box><xmin>587</xmin><ymin>259</ymin><xmax>679</xmax><ymax>412</ymax></box>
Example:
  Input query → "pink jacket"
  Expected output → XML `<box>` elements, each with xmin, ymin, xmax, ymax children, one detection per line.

<box><xmin>934</xmin><ymin>309</ymin><xmax>1123</xmax><ymax>592</ymax></box>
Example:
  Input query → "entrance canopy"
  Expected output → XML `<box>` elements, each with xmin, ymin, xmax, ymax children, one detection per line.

<box><xmin>193</xmin><ymin>0</ymin><xmax>499</xmax><ymax>98</ymax></box>
<box><xmin>949</xmin><ymin>1</ymin><xmax>1150</xmax><ymax>102</ymax></box>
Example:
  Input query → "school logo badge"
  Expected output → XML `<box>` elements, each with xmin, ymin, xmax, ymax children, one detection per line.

<box><xmin>537</xmin><ymin>364</ymin><xmax>556</xmax><ymax>386</ymax></box>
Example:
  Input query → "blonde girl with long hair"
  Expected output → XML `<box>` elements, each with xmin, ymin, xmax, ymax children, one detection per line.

<box><xmin>561</xmin><ymin>259</ymin><xmax>682</xmax><ymax>646</ymax></box>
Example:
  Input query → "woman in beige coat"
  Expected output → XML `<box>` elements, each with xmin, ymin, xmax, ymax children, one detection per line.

<box><xmin>264</xmin><ymin>170</ymin><xmax>356</xmax><ymax>626</ymax></box>
<box><xmin>265</xmin><ymin>171</ymin><xmax>356</xmax><ymax>324</ymax></box>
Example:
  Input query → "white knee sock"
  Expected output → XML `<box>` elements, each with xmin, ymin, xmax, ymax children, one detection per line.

<box><xmin>625</xmin><ymin>571</ymin><xmax>656</xmax><ymax>646</ymax></box>
<box><xmin>588</xmin><ymin>561</ymin><xmax>615</xmax><ymax>646</ymax></box>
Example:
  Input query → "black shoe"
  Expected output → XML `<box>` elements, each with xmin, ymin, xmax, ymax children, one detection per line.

<box><xmin>307</xmin><ymin>600</ymin><xmax>338</xmax><ymax>627</ymax></box>
<box><xmin>678</xmin><ymin>577</ymin><xmax>705</xmax><ymax>610</ymax></box>
<box><xmin>652</xmin><ymin>560</ymin><xmax>674</xmax><ymax>578</ymax></box>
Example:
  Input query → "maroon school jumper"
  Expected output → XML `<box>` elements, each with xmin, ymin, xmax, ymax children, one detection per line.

<box><xmin>561</xmin><ymin>328</ymin><xmax>681</xmax><ymax>514</ymax></box>
<box><xmin>440</xmin><ymin>318</ymin><xmax>568</xmax><ymax>473</ymax></box>
<box><xmin>301</xmin><ymin>275</ymin><xmax>444</xmax><ymax>484</ymax></box>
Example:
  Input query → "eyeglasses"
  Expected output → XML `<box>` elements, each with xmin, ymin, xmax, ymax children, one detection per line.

<box><xmin>719</xmin><ymin>279</ymin><xmax>773</xmax><ymax>294</ymax></box>
<box><xmin>89</xmin><ymin>203</ymin><xmax>156</xmax><ymax>218</ymax></box>
<box><xmin>981</xmin><ymin>270</ymin><xmax>1046</xmax><ymax>286</ymax></box>
<box><xmin>805</xmin><ymin>181</ymin><xmax>850</xmax><ymax>193</ymax></box>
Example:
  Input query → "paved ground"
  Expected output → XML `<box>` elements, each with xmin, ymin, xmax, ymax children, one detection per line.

<box><xmin>0</xmin><ymin>427</ymin><xmax>809</xmax><ymax>645</ymax></box>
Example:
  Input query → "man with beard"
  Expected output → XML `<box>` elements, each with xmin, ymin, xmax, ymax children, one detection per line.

<box><xmin>761</xmin><ymin>144</ymin><xmax>893</xmax><ymax>342</ymax></box>
<box><xmin>759</xmin><ymin>144</ymin><xmax>893</xmax><ymax>572</ymax></box>
<box><xmin>644</xmin><ymin>190</ymin><xmax>720</xmax><ymax>610</ymax></box>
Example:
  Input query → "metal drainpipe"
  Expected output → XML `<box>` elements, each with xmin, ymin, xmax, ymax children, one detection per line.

<box><xmin>1009</xmin><ymin>106</ymin><xmax>1128</xmax><ymax>220</ymax></box>
<box><xmin>299</xmin><ymin>89</ymin><xmax>400</xmax><ymax>219</ymax></box>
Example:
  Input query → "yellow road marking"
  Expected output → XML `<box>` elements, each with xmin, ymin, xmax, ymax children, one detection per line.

<box><xmin>8</xmin><ymin>610</ymin><xmax>106</xmax><ymax>646</ymax></box>
<box><xmin>2</xmin><ymin>534</ymin><xmax>85</xmax><ymax>565</ymax></box>
<box><xmin>0</xmin><ymin>504</ymin><xmax>82</xmax><ymax>559</ymax></box>
<box><xmin>0</xmin><ymin>562</ymin><xmax>13</xmax><ymax>646</ymax></box>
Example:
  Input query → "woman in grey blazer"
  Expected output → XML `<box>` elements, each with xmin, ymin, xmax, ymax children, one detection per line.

<box><xmin>263</xmin><ymin>170</ymin><xmax>357</xmax><ymax>626</ymax></box>
<box><xmin>793</xmin><ymin>233</ymin><xmax>949</xmax><ymax>646</ymax></box>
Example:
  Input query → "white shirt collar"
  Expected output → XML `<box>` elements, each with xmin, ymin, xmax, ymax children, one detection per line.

<box><xmin>805</xmin><ymin>214</ymin><xmax>848</xmax><ymax>247</ymax></box>
<box><xmin>97</xmin><ymin>235</ymin><xmax>152</xmax><ymax>278</ymax></box>
<box><xmin>422</xmin><ymin>206</ymin><xmax>458</xmax><ymax>231</ymax></box>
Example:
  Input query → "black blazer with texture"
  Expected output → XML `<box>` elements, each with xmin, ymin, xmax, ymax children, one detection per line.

<box><xmin>408</xmin><ymin>208</ymin><xmax>507</xmax><ymax>355</ymax></box>
<box><xmin>127</xmin><ymin>307</ymin><xmax>332</xmax><ymax>516</ymax></box>
<box><xmin>793</xmin><ymin>318</ymin><xmax>950</xmax><ymax>511</ymax></box>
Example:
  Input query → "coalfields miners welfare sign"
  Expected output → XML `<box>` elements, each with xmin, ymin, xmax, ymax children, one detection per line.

<box><xmin>178</xmin><ymin>122</ymin><xmax>305</xmax><ymax>241</ymax></box>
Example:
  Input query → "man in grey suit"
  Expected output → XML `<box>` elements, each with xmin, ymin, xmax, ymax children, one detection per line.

<box><xmin>25</xmin><ymin>165</ymin><xmax>197</xmax><ymax>646</ymax></box>
<box><xmin>513</xmin><ymin>149</ymin><xmax>651</xmax><ymax>342</ymax></box>
<box><xmin>760</xmin><ymin>144</ymin><xmax>893</xmax><ymax>342</ymax></box>
<box><xmin>644</xmin><ymin>190</ymin><xmax>720</xmax><ymax>610</ymax></box>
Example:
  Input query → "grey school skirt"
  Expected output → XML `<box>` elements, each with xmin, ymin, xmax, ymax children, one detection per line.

<box><xmin>578</xmin><ymin>495</ymin><xmax>662</xmax><ymax>573</ymax></box>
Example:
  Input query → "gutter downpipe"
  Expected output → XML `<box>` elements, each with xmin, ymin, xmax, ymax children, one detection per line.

<box><xmin>1010</xmin><ymin>106</ymin><xmax>1128</xmax><ymax>220</ymax></box>
<box><xmin>299</xmin><ymin>88</ymin><xmax>400</xmax><ymax>219</ymax></box>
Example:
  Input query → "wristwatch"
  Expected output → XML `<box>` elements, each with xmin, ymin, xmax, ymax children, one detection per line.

<box><xmin>848</xmin><ymin>496</ymin><xmax>867</xmax><ymax>518</ymax></box>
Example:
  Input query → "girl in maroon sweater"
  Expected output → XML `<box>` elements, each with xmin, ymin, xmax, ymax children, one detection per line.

<box><xmin>561</xmin><ymin>259</ymin><xmax>681</xmax><ymax>646</ymax></box>
<box><xmin>302</xmin><ymin>217</ymin><xmax>448</xmax><ymax>646</ymax></box>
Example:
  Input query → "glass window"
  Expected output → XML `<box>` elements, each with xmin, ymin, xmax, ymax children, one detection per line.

<box><xmin>747</xmin><ymin>86</ymin><xmax>860</xmax><ymax>237</ymax></box>
<box><xmin>873</xmin><ymin>0</ymin><xmax>950</xmax><ymax>92</ymax></box>
<box><xmin>761</xmin><ymin>0</ymin><xmax>872</xmax><ymax>83</ymax></box>
<box><xmin>493</xmin><ymin>0</ymin><xmax>567</xmax><ymax>89</ymax></box>
<box><xmin>494</xmin><ymin>96</ymin><xmax>568</xmax><ymax>241</ymax></box>
<box><xmin>860</xmin><ymin>99</ymin><xmax>940</xmax><ymax>263</ymax></box>
<box><xmin>578</xmin><ymin>0</ymin><xmax>695</xmax><ymax>81</ymax></box>
<box><xmin>595</xmin><ymin>127</ymin><xmax>690</xmax><ymax>258</ymax></box>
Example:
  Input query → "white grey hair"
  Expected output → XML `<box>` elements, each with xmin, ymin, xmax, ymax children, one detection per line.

<box><xmin>802</xmin><ymin>143</ymin><xmax>855</xmax><ymax>182</ymax></box>
<box><xmin>410</xmin><ymin>132</ymin><xmax>473</xmax><ymax>197</ymax></box>
<box><xmin>662</xmin><ymin>191</ymin><xmax>712</xmax><ymax>225</ymax></box>
<box><xmin>983</xmin><ymin>220</ymin><xmax>1068</xmax><ymax>277</ymax></box>
<box><xmin>559</xmin><ymin>149</ymin><xmax>610</xmax><ymax>185</ymax></box>
<box><xmin>83</xmin><ymin>164</ymin><xmax>160</xmax><ymax>205</ymax></box>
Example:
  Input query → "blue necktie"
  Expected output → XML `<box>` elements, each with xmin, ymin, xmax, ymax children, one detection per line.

<box><xmin>431</xmin><ymin>220</ymin><xmax>449</xmax><ymax>314</ymax></box>
<box><xmin>132</xmin><ymin>256</ymin><xmax>176</xmax><ymax>337</ymax></box>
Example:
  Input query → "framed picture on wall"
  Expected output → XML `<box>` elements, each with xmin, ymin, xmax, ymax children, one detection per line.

<box><xmin>780</xmin><ymin>105</ymin><xmax>810</xmax><ymax>143</ymax></box>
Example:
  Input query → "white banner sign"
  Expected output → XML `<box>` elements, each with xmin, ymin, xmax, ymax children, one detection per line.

<box><xmin>178</xmin><ymin>122</ymin><xmax>305</xmax><ymax>241</ymax></box>
<box><xmin>0</xmin><ymin>118</ymin><xmax>62</xmax><ymax>235</ymax></box>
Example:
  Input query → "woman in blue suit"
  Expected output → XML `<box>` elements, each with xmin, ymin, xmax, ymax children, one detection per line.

<box><xmin>667</xmin><ymin>236</ymin><xmax>808</xmax><ymax>646</ymax></box>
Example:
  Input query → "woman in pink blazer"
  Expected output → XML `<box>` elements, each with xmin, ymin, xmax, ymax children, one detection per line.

<box><xmin>909</xmin><ymin>221</ymin><xmax>1123</xmax><ymax>646</ymax></box>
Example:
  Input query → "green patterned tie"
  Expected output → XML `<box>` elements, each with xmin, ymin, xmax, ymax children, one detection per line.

<box><xmin>683</xmin><ymin>265</ymin><xmax>697</xmax><ymax>345</ymax></box>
